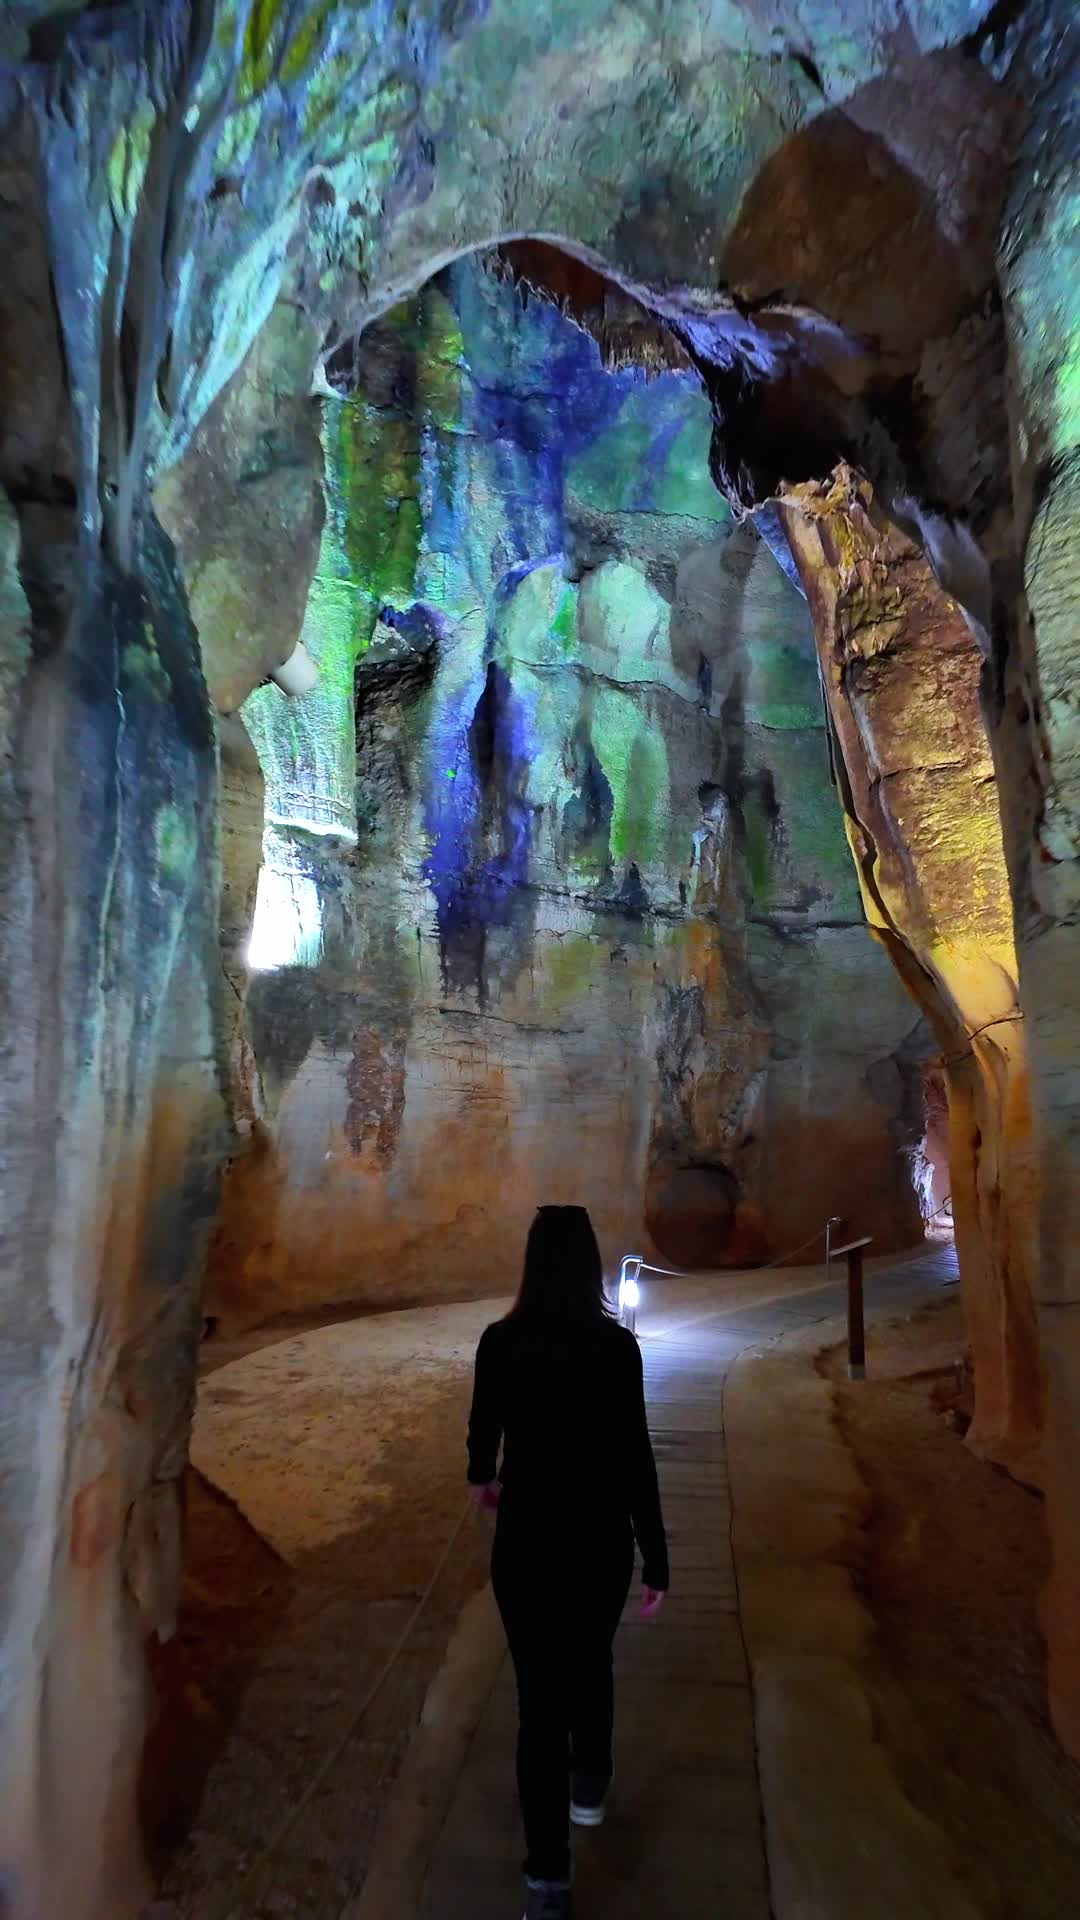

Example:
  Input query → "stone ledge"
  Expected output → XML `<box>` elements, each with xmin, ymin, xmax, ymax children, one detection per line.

<box><xmin>724</xmin><ymin>1319</ymin><xmax>992</xmax><ymax>1920</ymax></box>
<box><xmin>343</xmin><ymin>1585</ymin><xmax>505</xmax><ymax>1920</ymax></box>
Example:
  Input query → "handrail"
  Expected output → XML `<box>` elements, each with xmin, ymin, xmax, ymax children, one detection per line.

<box><xmin>617</xmin><ymin>1215</ymin><xmax>861</xmax><ymax>1331</ymax></box>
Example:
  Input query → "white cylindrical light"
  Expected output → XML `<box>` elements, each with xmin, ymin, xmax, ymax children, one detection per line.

<box><xmin>270</xmin><ymin>640</ymin><xmax>320</xmax><ymax>698</ymax></box>
<box><xmin>617</xmin><ymin>1256</ymin><xmax>643</xmax><ymax>1325</ymax></box>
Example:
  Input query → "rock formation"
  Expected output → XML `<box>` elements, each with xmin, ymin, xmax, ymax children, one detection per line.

<box><xmin>781</xmin><ymin>470</ymin><xmax>1040</xmax><ymax>1478</ymax></box>
<box><xmin>0</xmin><ymin>3</ymin><xmax>1078</xmax><ymax>1914</ymax></box>
<box><xmin>205</xmin><ymin>259</ymin><xmax>928</xmax><ymax>1330</ymax></box>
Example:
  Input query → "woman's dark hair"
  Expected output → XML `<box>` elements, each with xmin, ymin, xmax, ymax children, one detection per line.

<box><xmin>509</xmin><ymin>1205</ymin><xmax>613</xmax><ymax>1321</ymax></box>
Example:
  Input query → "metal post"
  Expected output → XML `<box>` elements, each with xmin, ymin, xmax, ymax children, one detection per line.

<box><xmin>847</xmin><ymin>1243</ymin><xmax>866</xmax><ymax>1381</ymax></box>
<box><xmin>825</xmin><ymin>1214</ymin><xmax>842</xmax><ymax>1271</ymax></box>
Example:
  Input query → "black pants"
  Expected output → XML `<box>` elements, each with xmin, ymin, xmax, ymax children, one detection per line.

<box><xmin>492</xmin><ymin>1511</ymin><xmax>635</xmax><ymax>1884</ymax></box>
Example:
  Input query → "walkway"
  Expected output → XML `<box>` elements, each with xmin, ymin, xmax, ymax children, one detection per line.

<box><xmin>405</xmin><ymin>1246</ymin><xmax>958</xmax><ymax>1918</ymax></box>
<box><xmin>158</xmin><ymin>1244</ymin><xmax>956</xmax><ymax>1920</ymax></box>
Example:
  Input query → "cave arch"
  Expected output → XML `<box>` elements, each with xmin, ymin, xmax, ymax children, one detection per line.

<box><xmin>2</xmin><ymin>7</ymin><xmax>1079</xmax><ymax>1916</ymax></box>
<box><xmin>187</xmin><ymin>226</ymin><xmax>1036</xmax><ymax>1452</ymax></box>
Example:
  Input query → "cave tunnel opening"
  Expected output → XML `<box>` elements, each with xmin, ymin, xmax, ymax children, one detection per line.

<box><xmin>921</xmin><ymin>1061</ymin><xmax>953</xmax><ymax>1229</ymax></box>
<box><xmin>6</xmin><ymin>7</ymin><xmax>1078</xmax><ymax>1906</ymax></box>
<box><xmin>142</xmin><ymin>231</ymin><xmax>1005</xmax><ymax>1911</ymax></box>
<box><xmin>227</xmin><ymin>232</ymin><xmax>944</xmax><ymax>1319</ymax></box>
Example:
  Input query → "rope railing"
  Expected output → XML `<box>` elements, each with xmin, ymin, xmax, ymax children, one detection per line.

<box><xmin>617</xmin><ymin>1216</ymin><xmax>849</xmax><ymax>1329</ymax></box>
<box><xmin>616</xmin><ymin>1213</ymin><xmax>895</xmax><ymax>1345</ymax></box>
<box><xmin>199</xmin><ymin>1500</ymin><xmax>472</xmax><ymax>1920</ymax></box>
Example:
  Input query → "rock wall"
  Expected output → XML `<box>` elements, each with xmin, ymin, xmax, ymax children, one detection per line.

<box><xmin>206</xmin><ymin>261</ymin><xmax>929</xmax><ymax>1330</ymax></box>
<box><xmin>155</xmin><ymin>301</ymin><xmax>326</xmax><ymax>716</ymax></box>
<box><xmin>991</xmin><ymin>6</ymin><xmax>1080</xmax><ymax>1755</ymax></box>
<box><xmin>780</xmin><ymin>471</ymin><xmax>1040</xmax><ymax>1478</ymax></box>
<box><xmin>3</xmin><ymin>5</ymin><xmax>1080</xmax><ymax>1915</ymax></box>
<box><xmin>0</xmin><ymin>504</ymin><xmax>226</xmax><ymax>1920</ymax></box>
<box><xmin>0</xmin><ymin>84</ymin><xmax>232</xmax><ymax>1920</ymax></box>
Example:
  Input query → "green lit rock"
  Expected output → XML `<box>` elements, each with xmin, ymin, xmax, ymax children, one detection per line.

<box><xmin>215</xmin><ymin>254</ymin><xmax>928</xmax><ymax>1332</ymax></box>
<box><xmin>156</xmin><ymin>302</ymin><xmax>325</xmax><ymax>713</ymax></box>
<box><xmin>0</xmin><ymin>490</ymin><xmax>31</xmax><ymax>765</ymax></box>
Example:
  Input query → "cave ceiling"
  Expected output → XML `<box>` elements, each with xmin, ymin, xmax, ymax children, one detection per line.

<box><xmin>0</xmin><ymin>0</ymin><xmax>1028</xmax><ymax>637</ymax></box>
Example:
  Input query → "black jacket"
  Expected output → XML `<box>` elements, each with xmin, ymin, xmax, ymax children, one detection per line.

<box><xmin>467</xmin><ymin>1312</ymin><xmax>670</xmax><ymax>1591</ymax></box>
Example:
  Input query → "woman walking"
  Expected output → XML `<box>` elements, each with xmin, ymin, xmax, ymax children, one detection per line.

<box><xmin>467</xmin><ymin>1205</ymin><xmax>669</xmax><ymax>1920</ymax></box>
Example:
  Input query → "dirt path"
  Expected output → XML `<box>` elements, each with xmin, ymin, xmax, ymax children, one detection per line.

<box><xmin>144</xmin><ymin>1303</ymin><xmax>497</xmax><ymax>1919</ymax></box>
<box><xmin>824</xmin><ymin>1299</ymin><xmax>1080</xmax><ymax>1919</ymax></box>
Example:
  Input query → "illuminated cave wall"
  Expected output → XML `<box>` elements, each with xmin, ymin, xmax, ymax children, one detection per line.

<box><xmin>208</xmin><ymin>258</ymin><xmax>930</xmax><ymax>1326</ymax></box>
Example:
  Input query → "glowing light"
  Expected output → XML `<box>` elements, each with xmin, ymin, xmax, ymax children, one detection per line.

<box><xmin>248</xmin><ymin>865</ymin><xmax>324</xmax><ymax>970</ymax></box>
<box><xmin>618</xmin><ymin>1256</ymin><xmax>643</xmax><ymax>1328</ymax></box>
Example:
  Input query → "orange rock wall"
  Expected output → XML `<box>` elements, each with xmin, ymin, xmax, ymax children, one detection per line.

<box><xmin>993</xmin><ymin>23</ymin><xmax>1080</xmax><ymax>1753</ymax></box>
<box><xmin>781</xmin><ymin>473</ymin><xmax>1042</xmax><ymax>1478</ymax></box>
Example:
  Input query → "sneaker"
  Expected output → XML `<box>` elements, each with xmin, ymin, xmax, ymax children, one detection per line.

<box><xmin>523</xmin><ymin>1881</ymin><xmax>574</xmax><ymax>1920</ymax></box>
<box><xmin>570</xmin><ymin>1775</ymin><xmax>608</xmax><ymax>1828</ymax></box>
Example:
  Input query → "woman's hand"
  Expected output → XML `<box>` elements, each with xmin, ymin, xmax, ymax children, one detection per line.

<box><xmin>470</xmin><ymin>1481</ymin><xmax>501</xmax><ymax>1513</ymax></box>
<box><xmin>640</xmin><ymin>1586</ymin><xmax>665</xmax><ymax>1622</ymax></box>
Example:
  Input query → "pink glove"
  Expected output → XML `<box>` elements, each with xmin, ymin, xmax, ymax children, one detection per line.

<box><xmin>470</xmin><ymin>1481</ymin><xmax>501</xmax><ymax>1512</ymax></box>
<box><xmin>640</xmin><ymin>1586</ymin><xmax>665</xmax><ymax>1622</ymax></box>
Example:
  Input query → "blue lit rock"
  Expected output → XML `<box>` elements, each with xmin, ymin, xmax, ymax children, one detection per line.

<box><xmin>208</xmin><ymin>258</ymin><xmax>929</xmax><ymax>1326</ymax></box>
